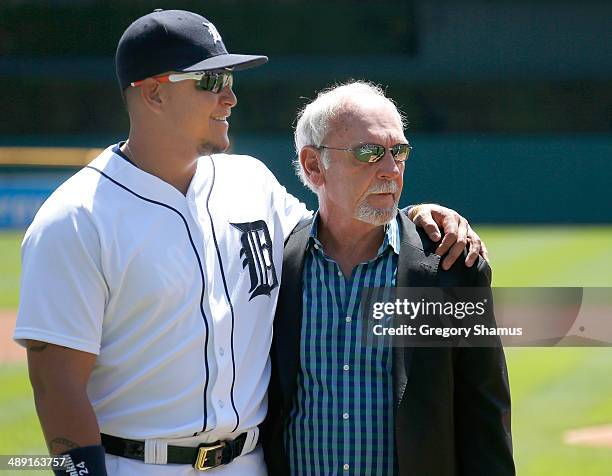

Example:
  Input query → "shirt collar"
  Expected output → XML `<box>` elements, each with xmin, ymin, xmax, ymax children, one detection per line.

<box><xmin>308</xmin><ymin>211</ymin><xmax>401</xmax><ymax>257</ymax></box>
<box><xmin>113</xmin><ymin>141</ymin><xmax>137</xmax><ymax>167</ymax></box>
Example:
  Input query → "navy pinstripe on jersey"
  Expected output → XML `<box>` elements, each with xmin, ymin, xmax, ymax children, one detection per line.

<box><xmin>85</xmin><ymin>164</ymin><xmax>212</xmax><ymax>432</ymax></box>
<box><xmin>205</xmin><ymin>156</ymin><xmax>241</xmax><ymax>431</ymax></box>
<box><xmin>114</xmin><ymin>146</ymin><xmax>243</xmax><ymax>431</ymax></box>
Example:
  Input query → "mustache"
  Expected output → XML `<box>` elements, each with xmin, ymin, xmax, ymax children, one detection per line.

<box><xmin>366</xmin><ymin>181</ymin><xmax>399</xmax><ymax>195</ymax></box>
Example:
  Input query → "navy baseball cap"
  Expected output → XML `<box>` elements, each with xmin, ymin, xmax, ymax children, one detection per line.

<box><xmin>116</xmin><ymin>9</ymin><xmax>268</xmax><ymax>90</ymax></box>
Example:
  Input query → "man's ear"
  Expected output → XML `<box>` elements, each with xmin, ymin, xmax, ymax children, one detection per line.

<box><xmin>300</xmin><ymin>146</ymin><xmax>325</xmax><ymax>188</ymax></box>
<box><xmin>138</xmin><ymin>78</ymin><xmax>164</xmax><ymax>113</ymax></box>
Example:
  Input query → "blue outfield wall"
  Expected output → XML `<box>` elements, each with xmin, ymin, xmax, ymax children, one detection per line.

<box><xmin>0</xmin><ymin>169</ymin><xmax>74</xmax><ymax>229</ymax></box>
<box><xmin>232</xmin><ymin>134</ymin><xmax>612</xmax><ymax>225</ymax></box>
<box><xmin>0</xmin><ymin>134</ymin><xmax>610</xmax><ymax>229</ymax></box>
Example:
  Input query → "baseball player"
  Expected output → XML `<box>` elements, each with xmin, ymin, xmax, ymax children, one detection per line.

<box><xmin>13</xmin><ymin>9</ymin><xmax>486</xmax><ymax>476</ymax></box>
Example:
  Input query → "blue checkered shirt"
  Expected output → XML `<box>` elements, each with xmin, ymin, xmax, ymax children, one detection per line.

<box><xmin>284</xmin><ymin>213</ymin><xmax>400</xmax><ymax>475</ymax></box>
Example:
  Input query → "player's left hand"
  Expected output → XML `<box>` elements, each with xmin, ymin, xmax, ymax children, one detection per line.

<box><xmin>407</xmin><ymin>204</ymin><xmax>488</xmax><ymax>270</ymax></box>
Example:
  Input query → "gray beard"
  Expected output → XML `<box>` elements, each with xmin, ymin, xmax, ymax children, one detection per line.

<box><xmin>354</xmin><ymin>204</ymin><xmax>399</xmax><ymax>226</ymax></box>
<box><xmin>354</xmin><ymin>181</ymin><xmax>400</xmax><ymax>226</ymax></box>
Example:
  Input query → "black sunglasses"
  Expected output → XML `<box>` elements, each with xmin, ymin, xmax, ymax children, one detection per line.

<box><xmin>318</xmin><ymin>143</ymin><xmax>412</xmax><ymax>163</ymax></box>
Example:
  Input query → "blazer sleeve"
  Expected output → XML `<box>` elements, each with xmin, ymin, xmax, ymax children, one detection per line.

<box><xmin>260</xmin><ymin>339</ymin><xmax>290</xmax><ymax>476</ymax></box>
<box><xmin>453</xmin><ymin>258</ymin><xmax>516</xmax><ymax>475</ymax></box>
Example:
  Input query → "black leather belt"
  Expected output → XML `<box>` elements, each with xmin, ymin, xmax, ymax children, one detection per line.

<box><xmin>101</xmin><ymin>432</ymin><xmax>248</xmax><ymax>471</ymax></box>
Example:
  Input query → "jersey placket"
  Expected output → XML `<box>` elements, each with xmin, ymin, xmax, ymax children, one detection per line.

<box><xmin>186</xmin><ymin>164</ymin><xmax>236</xmax><ymax>434</ymax></box>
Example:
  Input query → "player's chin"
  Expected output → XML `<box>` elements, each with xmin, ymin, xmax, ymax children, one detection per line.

<box><xmin>198</xmin><ymin>138</ymin><xmax>230</xmax><ymax>156</ymax></box>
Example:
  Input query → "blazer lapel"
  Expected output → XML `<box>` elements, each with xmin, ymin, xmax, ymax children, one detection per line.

<box><xmin>393</xmin><ymin>213</ymin><xmax>441</xmax><ymax>408</ymax></box>
<box><xmin>274</xmin><ymin>220</ymin><xmax>312</xmax><ymax>410</ymax></box>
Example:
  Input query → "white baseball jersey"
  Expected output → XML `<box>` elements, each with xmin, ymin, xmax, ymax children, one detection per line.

<box><xmin>14</xmin><ymin>144</ymin><xmax>309</xmax><ymax>448</ymax></box>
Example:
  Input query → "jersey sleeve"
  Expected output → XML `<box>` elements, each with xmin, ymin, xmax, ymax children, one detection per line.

<box><xmin>267</xmin><ymin>173</ymin><xmax>312</xmax><ymax>240</ymax></box>
<box><xmin>13</xmin><ymin>203</ymin><xmax>108</xmax><ymax>355</ymax></box>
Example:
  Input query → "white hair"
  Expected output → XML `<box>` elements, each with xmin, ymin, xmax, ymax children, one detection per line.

<box><xmin>292</xmin><ymin>80</ymin><xmax>406</xmax><ymax>192</ymax></box>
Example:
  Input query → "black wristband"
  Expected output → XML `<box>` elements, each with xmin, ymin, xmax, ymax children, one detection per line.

<box><xmin>54</xmin><ymin>445</ymin><xmax>108</xmax><ymax>476</ymax></box>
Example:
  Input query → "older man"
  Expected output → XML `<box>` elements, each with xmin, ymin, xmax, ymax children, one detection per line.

<box><xmin>263</xmin><ymin>81</ymin><xmax>515</xmax><ymax>476</ymax></box>
<box><xmin>15</xmin><ymin>10</ymin><xmax>486</xmax><ymax>476</ymax></box>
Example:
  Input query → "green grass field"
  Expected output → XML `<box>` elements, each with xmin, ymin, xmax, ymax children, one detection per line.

<box><xmin>0</xmin><ymin>231</ymin><xmax>21</xmax><ymax>310</ymax></box>
<box><xmin>1</xmin><ymin>227</ymin><xmax>611</xmax><ymax>474</ymax></box>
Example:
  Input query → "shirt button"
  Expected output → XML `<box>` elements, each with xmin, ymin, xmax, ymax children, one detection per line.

<box><xmin>343</xmin><ymin>463</ymin><xmax>350</xmax><ymax>471</ymax></box>
<box><xmin>314</xmin><ymin>243</ymin><xmax>320</xmax><ymax>250</ymax></box>
<box><xmin>218</xmin><ymin>400</ymin><xmax>224</xmax><ymax>408</ymax></box>
<box><xmin>337</xmin><ymin>270</ymin><xmax>343</xmax><ymax>277</ymax></box>
<box><xmin>342</xmin><ymin>412</ymin><xmax>349</xmax><ymax>420</ymax></box>
<box><xmin>346</xmin><ymin>316</ymin><xmax>352</xmax><ymax>323</ymax></box>
<box><xmin>219</xmin><ymin>347</ymin><xmax>225</xmax><ymax>356</ymax></box>
<box><xmin>343</xmin><ymin>364</ymin><xmax>350</xmax><ymax>371</ymax></box>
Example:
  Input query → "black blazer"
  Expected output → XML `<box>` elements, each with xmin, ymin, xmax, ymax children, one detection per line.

<box><xmin>262</xmin><ymin>213</ymin><xmax>515</xmax><ymax>476</ymax></box>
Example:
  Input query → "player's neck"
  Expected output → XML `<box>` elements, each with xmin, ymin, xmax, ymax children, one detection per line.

<box><xmin>122</xmin><ymin>135</ymin><xmax>198</xmax><ymax>196</ymax></box>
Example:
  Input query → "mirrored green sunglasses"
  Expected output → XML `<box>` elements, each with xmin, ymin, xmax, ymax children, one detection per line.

<box><xmin>318</xmin><ymin>143</ymin><xmax>412</xmax><ymax>163</ymax></box>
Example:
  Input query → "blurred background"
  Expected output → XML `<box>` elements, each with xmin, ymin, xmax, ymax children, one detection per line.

<box><xmin>0</xmin><ymin>0</ymin><xmax>611</xmax><ymax>474</ymax></box>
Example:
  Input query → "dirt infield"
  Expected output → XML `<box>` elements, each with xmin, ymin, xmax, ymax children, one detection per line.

<box><xmin>0</xmin><ymin>310</ymin><xmax>25</xmax><ymax>363</ymax></box>
<box><xmin>564</xmin><ymin>425</ymin><xmax>612</xmax><ymax>448</ymax></box>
